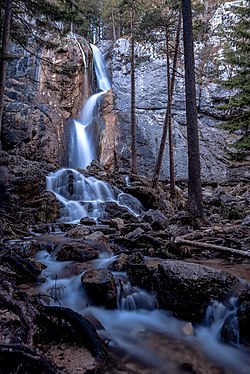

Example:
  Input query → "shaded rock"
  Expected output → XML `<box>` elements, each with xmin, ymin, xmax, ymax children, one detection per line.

<box><xmin>100</xmin><ymin>201</ymin><xmax>139</xmax><ymax>221</ymax></box>
<box><xmin>30</xmin><ymin>223</ymin><xmax>61</xmax><ymax>234</ymax></box>
<box><xmin>55</xmin><ymin>242</ymin><xmax>99</xmax><ymax>262</ymax></box>
<box><xmin>241</xmin><ymin>215</ymin><xmax>250</xmax><ymax>226</ymax></box>
<box><xmin>1</xmin><ymin>253</ymin><xmax>42</xmax><ymax>284</ymax></box>
<box><xmin>66</xmin><ymin>226</ymin><xmax>90</xmax><ymax>238</ymax></box>
<box><xmin>123</xmin><ymin>185</ymin><xmax>159</xmax><ymax>210</ymax></box>
<box><xmin>237</xmin><ymin>284</ymin><xmax>250</xmax><ymax>345</ymax></box>
<box><xmin>111</xmin><ymin>253</ymin><xmax>129</xmax><ymax>272</ymax></box>
<box><xmin>170</xmin><ymin>211</ymin><xmax>196</xmax><ymax>225</ymax></box>
<box><xmin>84</xmin><ymin>231</ymin><xmax>112</xmax><ymax>255</ymax></box>
<box><xmin>143</xmin><ymin>209</ymin><xmax>169</xmax><ymax>231</ymax></box>
<box><xmin>125</xmin><ymin>227</ymin><xmax>145</xmax><ymax>240</ymax></box>
<box><xmin>122</xmin><ymin>222</ymin><xmax>152</xmax><ymax>235</ymax></box>
<box><xmin>24</xmin><ymin>191</ymin><xmax>60</xmax><ymax>223</ymax></box>
<box><xmin>154</xmin><ymin>260</ymin><xmax>238</xmax><ymax>322</ymax></box>
<box><xmin>128</xmin><ymin>263</ymin><xmax>155</xmax><ymax>291</ymax></box>
<box><xmin>133</xmin><ymin>234</ymin><xmax>174</xmax><ymax>258</ymax></box>
<box><xmin>81</xmin><ymin>269</ymin><xmax>117</xmax><ymax>308</ymax></box>
<box><xmin>3</xmin><ymin>240</ymin><xmax>41</xmax><ymax>258</ymax></box>
<box><xmin>79</xmin><ymin>218</ymin><xmax>96</xmax><ymax>226</ymax></box>
<box><xmin>111</xmin><ymin>217</ymin><xmax>125</xmax><ymax>231</ymax></box>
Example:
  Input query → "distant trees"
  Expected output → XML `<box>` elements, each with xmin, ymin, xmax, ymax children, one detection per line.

<box><xmin>0</xmin><ymin>0</ymin><xmax>12</xmax><ymax>144</ymax></box>
<box><xmin>220</xmin><ymin>0</ymin><xmax>250</xmax><ymax>157</ymax></box>
<box><xmin>182</xmin><ymin>0</ymin><xmax>203</xmax><ymax>217</ymax></box>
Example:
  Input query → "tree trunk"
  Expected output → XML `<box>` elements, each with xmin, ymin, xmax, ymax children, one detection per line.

<box><xmin>130</xmin><ymin>1</ymin><xmax>137</xmax><ymax>175</ymax></box>
<box><xmin>152</xmin><ymin>11</ymin><xmax>181</xmax><ymax>188</ymax></box>
<box><xmin>0</xmin><ymin>0</ymin><xmax>12</xmax><ymax>145</ymax></box>
<box><xmin>111</xmin><ymin>8</ymin><xmax>116</xmax><ymax>41</ymax></box>
<box><xmin>182</xmin><ymin>0</ymin><xmax>203</xmax><ymax>217</ymax></box>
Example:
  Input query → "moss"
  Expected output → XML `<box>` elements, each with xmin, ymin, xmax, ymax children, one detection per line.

<box><xmin>223</xmin><ymin>207</ymin><xmax>246</xmax><ymax>221</ymax></box>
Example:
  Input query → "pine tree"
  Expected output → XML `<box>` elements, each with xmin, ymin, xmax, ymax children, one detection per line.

<box><xmin>221</xmin><ymin>0</ymin><xmax>250</xmax><ymax>156</ymax></box>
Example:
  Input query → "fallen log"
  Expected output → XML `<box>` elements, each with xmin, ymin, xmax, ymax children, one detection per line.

<box><xmin>174</xmin><ymin>237</ymin><xmax>250</xmax><ymax>259</ymax></box>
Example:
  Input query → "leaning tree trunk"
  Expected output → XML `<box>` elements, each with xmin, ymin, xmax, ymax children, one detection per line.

<box><xmin>182</xmin><ymin>0</ymin><xmax>203</xmax><ymax>218</ymax></box>
<box><xmin>130</xmin><ymin>0</ymin><xmax>137</xmax><ymax>175</ymax></box>
<box><xmin>152</xmin><ymin>11</ymin><xmax>182</xmax><ymax>189</ymax></box>
<box><xmin>0</xmin><ymin>0</ymin><xmax>12</xmax><ymax>145</ymax></box>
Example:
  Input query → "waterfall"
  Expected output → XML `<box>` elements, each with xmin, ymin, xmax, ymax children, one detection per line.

<box><xmin>47</xmin><ymin>42</ymin><xmax>143</xmax><ymax>223</ymax></box>
<box><xmin>68</xmin><ymin>43</ymin><xmax>111</xmax><ymax>169</ymax></box>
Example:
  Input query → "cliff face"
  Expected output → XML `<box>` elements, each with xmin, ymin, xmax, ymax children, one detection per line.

<box><xmin>2</xmin><ymin>35</ymin><xmax>93</xmax><ymax>167</ymax></box>
<box><xmin>0</xmin><ymin>35</ymin><xmax>94</xmax><ymax>231</ymax></box>
<box><xmin>102</xmin><ymin>36</ymin><xmax>249</xmax><ymax>183</ymax></box>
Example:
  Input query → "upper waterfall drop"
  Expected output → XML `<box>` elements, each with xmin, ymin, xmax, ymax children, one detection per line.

<box><xmin>90</xmin><ymin>44</ymin><xmax>111</xmax><ymax>92</ymax></box>
<box><xmin>68</xmin><ymin>43</ymin><xmax>111</xmax><ymax>170</ymax></box>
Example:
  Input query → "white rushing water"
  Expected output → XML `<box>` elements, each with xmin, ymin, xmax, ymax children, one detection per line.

<box><xmin>46</xmin><ymin>168</ymin><xmax>143</xmax><ymax>222</ymax></box>
<box><xmin>38</xmin><ymin>245</ymin><xmax>250</xmax><ymax>374</ymax></box>
<box><xmin>68</xmin><ymin>43</ymin><xmax>110</xmax><ymax>169</ymax></box>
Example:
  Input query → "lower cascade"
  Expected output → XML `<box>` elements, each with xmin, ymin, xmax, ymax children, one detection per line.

<box><xmin>37</xmin><ymin>242</ymin><xmax>250</xmax><ymax>374</ymax></box>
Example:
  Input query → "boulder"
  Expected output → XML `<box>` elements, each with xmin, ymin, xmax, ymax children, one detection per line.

<box><xmin>143</xmin><ymin>209</ymin><xmax>169</xmax><ymax>230</ymax></box>
<box><xmin>237</xmin><ymin>284</ymin><xmax>250</xmax><ymax>345</ymax></box>
<box><xmin>25</xmin><ymin>191</ymin><xmax>61</xmax><ymax>223</ymax></box>
<box><xmin>55</xmin><ymin>242</ymin><xmax>99</xmax><ymax>262</ymax></box>
<box><xmin>81</xmin><ymin>269</ymin><xmax>117</xmax><ymax>308</ymax></box>
<box><xmin>154</xmin><ymin>260</ymin><xmax>238</xmax><ymax>322</ymax></box>
<box><xmin>99</xmin><ymin>201</ymin><xmax>140</xmax><ymax>221</ymax></box>
<box><xmin>66</xmin><ymin>226</ymin><xmax>90</xmax><ymax>238</ymax></box>
<box><xmin>3</xmin><ymin>240</ymin><xmax>41</xmax><ymax>258</ymax></box>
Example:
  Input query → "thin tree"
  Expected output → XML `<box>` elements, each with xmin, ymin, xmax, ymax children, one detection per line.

<box><xmin>182</xmin><ymin>0</ymin><xmax>203</xmax><ymax>217</ymax></box>
<box><xmin>152</xmin><ymin>10</ymin><xmax>182</xmax><ymax>191</ymax></box>
<box><xmin>130</xmin><ymin>0</ymin><xmax>137</xmax><ymax>174</ymax></box>
<box><xmin>0</xmin><ymin>0</ymin><xmax>12</xmax><ymax>145</ymax></box>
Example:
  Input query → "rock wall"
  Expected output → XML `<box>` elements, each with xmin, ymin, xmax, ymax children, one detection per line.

<box><xmin>0</xmin><ymin>34</ymin><xmax>94</xmax><ymax>229</ymax></box>
<box><xmin>2</xmin><ymin>35</ymin><xmax>93</xmax><ymax>167</ymax></box>
<box><xmin>100</xmin><ymin>36</ymin><xmax>247</xmax><ymax>183</ymax></box>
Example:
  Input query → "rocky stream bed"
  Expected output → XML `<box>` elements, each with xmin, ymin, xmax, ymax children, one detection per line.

<box><xmin>0</xmin><ymin>163</ymin><xmax>250</xmax><ymax>374</ymax></box>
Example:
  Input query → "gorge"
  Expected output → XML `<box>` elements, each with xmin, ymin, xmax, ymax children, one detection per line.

<box><xmin>0</xmin><ymin>1</ymin><xmax>250</xmax><ymax>373</ymax></box>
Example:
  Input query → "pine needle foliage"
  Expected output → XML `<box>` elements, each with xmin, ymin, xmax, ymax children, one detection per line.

<box><xmin>220</xmin><ymin>0</ymin><xmax>250</xmax><ymax>154</ymax></box>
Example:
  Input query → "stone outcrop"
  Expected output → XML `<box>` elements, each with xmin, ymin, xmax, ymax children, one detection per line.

<box><xmin>154</xmin><ymin>260</ymin><xmax>238</xmax><ymax>322</ymax></box>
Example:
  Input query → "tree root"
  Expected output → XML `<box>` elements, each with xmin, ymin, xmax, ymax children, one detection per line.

<box><xmin>0</xmin><ymin>343</ymin><xmax>61</xmax><ymax>374</ymax></box>
<box><xmin>0</xmin><ymin>281</ymin><xmax>37</xmax><ymax>345</ymax></box>
<box><xmin>2</xmin><ymin>253</ymin><xmax>41</xmax><ymax>282</ymax></box>
<box><xmin>42</xmin><ymin>306</ymin><xmax>107</xmax><ymax>362</ymax></box>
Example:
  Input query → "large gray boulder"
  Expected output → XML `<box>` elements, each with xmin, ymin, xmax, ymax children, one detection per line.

<box><xmin>154</xmin><ymin>260</ymin><xmax>238</xmax><ymax>322</ymax></box>
<box><xmin>81</xmin><ymin>269</ymin><xmax>117</xmax><ymax>308</ymax></box>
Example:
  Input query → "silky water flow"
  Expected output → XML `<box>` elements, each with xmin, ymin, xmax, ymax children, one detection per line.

<box><xmin>41</xmin><ymin>42</ymin><xmax>250</xmax><ymax>372</ymax></box>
